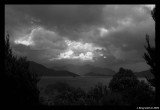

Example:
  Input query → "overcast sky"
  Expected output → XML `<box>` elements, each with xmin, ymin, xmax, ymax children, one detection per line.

<box><xmin>5</xmin><ymin>5</ymin><xmax>155</xmax><ymax>72</ymax></box>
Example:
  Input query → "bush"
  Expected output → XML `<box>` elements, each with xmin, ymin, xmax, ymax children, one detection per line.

<box><xmin>5</xmin><ymin>34</ymin><xmax>41</xmax><ymax>105</ymax></box>
<box><xmin>86</xmin><ymin>83</ymin><xmax>108</xmax><ymax>105</ymax></box>
<box><xmin>102</xmin><ymin>91</ymin><xmax>127</xmax><ymax>106</ymax></box>
<box><xmin>54</xmin><ymin>87</ymin><xmax>87</xmax><ymax>105</ymax></box>
<box><xmin>42</xmin><ymin>69</ymin><xmax>155</xmax><ymax>106</ymax></box>
<box><xmin>108</xmin><ymin>67</ymin><xmax>155</xmax><ymax>106</ymax></box>
<box><xmin>109</xmin><ymin>67</ymin><xmax>139</xmax><ymax>93</ymax></box>
<box><xmin>45</xmin><ymin>82</ymin><xmax>74</xmax><ymax>96</ymax></box>
<box><xmin>123</xmin><ymin>80</ymin><xmax>155</xmax><ymax>106</ymax></box>
<box><xmin>44</xmin><ymin>82</ymin><xmax>109</xmax><ymax>105</ymax></box>
<box><xmin>44</xmin><ymin>82</ymin><xmax>87</xmax><ymax>105</ymax></box>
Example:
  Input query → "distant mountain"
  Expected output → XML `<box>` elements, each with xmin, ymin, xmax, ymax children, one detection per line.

<box><xmin>29</xmin><ymin>61</ymin><xmax>153</xmax><ymax>77</ymax></box>
<box><xmin>50</xmin><ymin>65</ymin><xmax>67</xmax><ymax>71</ymax></box>
<box><xmin>29</xmin><ymin>61</ymin><xmax>79</xmax><ymax>77</ymax></box>
<box><xmin>84</xmin><ymin>72</ymin><xmax>112</xmax><ymax>76</ymax></box>
<box><xmin>83</xmin><ymin>67</ymin><xmax>116</xmax><ymax>76</ymax></box>
<box><xmin>134</xmin><ymin>70</ymin><xmax>154</xmax><ymax>78</ymax></box>
<box><xmin>84</xmin><ymin>69</ymin><xmax>154</xmax><ymax>77</ymax></box>
<box><xmin>51</xmin><ymin>64</ymin><xmax>116</xmax><ymax>76</ymax></box>
<box><xmin>51</xmin><ymin>64</ymin><xmax>92</xmax><ymax>75</ymax></box>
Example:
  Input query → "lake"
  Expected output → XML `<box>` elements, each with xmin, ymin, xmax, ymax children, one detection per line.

<box><xmin>38</xmin><ymin>76</ymin><xmax>149</xmax><ymax>93</ymax></box>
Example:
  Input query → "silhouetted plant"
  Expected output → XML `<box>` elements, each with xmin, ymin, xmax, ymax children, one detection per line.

<box><xmin>5</xmin><ymin>34</ymin><xmax>41</xmax><ymax>105</ymax></box>
<box><xmin>44</xmin><ymin>82</ymin><xmax>76</xmax><ymax>105</ymax></box>
<box><xmin>109</xmin><ymin>67</ymin><xmax>139</xmax><ymax>92</ymax></box>
<box><xmin>41</xmin><ymin>67</ymin><xmax>155</xmax><ymax>106</ymax></box>
<box><xmin>143</xmin><ymin>6</ymin><xmax>156</xmax><ymax>87</ymax></box>
<box><xmin>86</xmin><ymin>83</ymin><xmax>108</xmax><ymax>105</ymax></box>
<box><xmin>45</xmin><ymin>82</ymin><xmax>86</xmax><ymax>105</ymax></box>
<box><xmin>151</xmin><ymin>6</ymin><xmax>155</xmax><ymax>21</ymax></box>
<box><xmin>144</xmin><ymin>35</ymin><xmax>155</xmax><ymax>86</ymax></box>
<box><xmin>109</xmin><ymin>67</ymin><xmax>155</xmax><ymax>106</ymax></box>
<box><xmin>121</xmin><ymin>80</ymin><xmax>155</xmax><ymax>106</ymax></box>
<box><xmin>54</xmin><ymin>87</ymin><xmax>87</xmax><ymax>105</ymax></box>
<box><xmin>102</xmin><ymin>91</ymin><xmax>126</xmax><ymax>106</ymax></box>
<box><xmin>43</xmin><ymin>82</ymin><xmax>110</xmax><ymax>105</ymax></box>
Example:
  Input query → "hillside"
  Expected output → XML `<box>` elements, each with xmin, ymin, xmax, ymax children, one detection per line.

<box><xmin>29</xmin><ymin>61</ymin><xmax>79</xmax><ymax>77</ymax></box>
<box><xmin>84</xmin><ymin>72</ymin><xmax>113</xmax><ymax>76</ymax></box>
<box><xmin>51</xmin><ymin>64</ymin><xmax>116</xmax><ymax>76</ymax></box>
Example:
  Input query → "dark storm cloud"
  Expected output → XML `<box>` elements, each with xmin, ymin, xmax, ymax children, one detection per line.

<box><xmin>5</xmin><ymin>5</ymin><xmax>155</xmax><ymax>72</ymax></box>
<box><xmin>103</xmin><ymin>18</ymin><xmax>154</xmax><ymax>53</ymax></box>
<box><xmin>86</xmin><ymin>5</ymin><xmax>154</xmax><ymax>57</ymax></box>
<box><xmin>5</xmin><ymin>5</ymin><xmax>105</xmax><ymax>40</ymax></box>
<box><xmin>75</xmin><ymin>5</ymin><xmax>155</xmax><ymax>71</ymax></box>
<box><xmin>102</xmin><ymin>5</ymin><xmax>153</xmax><ymax>28</ymax></box>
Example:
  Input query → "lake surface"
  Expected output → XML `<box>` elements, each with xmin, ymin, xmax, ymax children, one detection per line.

<box><xmin>38</xmin><ymin>76</ymin><xmax>149</xmax><ymax>92</ymax></box>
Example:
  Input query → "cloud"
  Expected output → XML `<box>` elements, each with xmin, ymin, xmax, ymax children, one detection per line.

<box><xmin>13</xmin><ymin>27</ymin><xmax>65</xmax><ymax>50</ymax></box>
<box><xmin>12</xmin><ymin>26</ymin><xmax>106</xmax><ymax>63</ymax></box>
<box><xmin>5</xmin><ymin>5</ymin><xmax>105</xmax><ymax>40</ymax></box>
<box><xmin>12</xmin><ymin>27</ymin><xmax>66</xmax><ymax>64</ymax></box>
<box><xmin>102</xmin><ymin>5</ymin><xmax>154</xmax><ymax>28</ymax></box>
<box><xmin>75</xmin><ymin>5</ymin><xmax>155</xmax><ymax>70</ymax></box>
<box><xmin>50</xmin><ymin>39</ymin><xmax>106</xmax><ymax>61</ymax></box>
<box><xmin>5</xmin><ymin>5</ymin><xmax>155</xmax><ymax>71</ymax></box>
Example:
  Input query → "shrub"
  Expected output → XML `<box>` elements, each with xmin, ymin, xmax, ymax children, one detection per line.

<box><xmin>45</xmin><ymin>82</ymin><xmax>74</xmax><ymax>96</ymax></box>
<box><xmin>109</xmin><ymin>67</ymin><xmax>139</xmax><ymax>93</ymax></box>
<box><xmin>108</xmin><ymin>67</ymin><xmax>155</xmax><ymax>106</ymax></box>
<box><xmin>102</xmin><ymin>91</ymin><xmax>127</xmax><ymax>106</ymax></box>
<box><xmin>44</xmin><ymin>82</ymin><xmax>87</xmax><ymax>105</ymax></box>
<box><xmin>123</xmin><ymin>80</ymin><xmax>155</xmax><ymax>106</ymax></box>
<box><xmin>44</xmin><ymin>82</ymin><xmax>109</xmax><ymax>105</ymax></box>
<box><xmin>5</xmin><ymin>34</ymin><xmax>41</xmax><ymax>105</ymax></box>
<box><xmin>54</xmin><ymin>87</ymin><xmax>87</xmax><ymax>105</ymax></box>
<box><xmin>42</xmin><ymin>71</ymin><xmax>155</xmax><ymax>106</ymax></box>
<box><xmin>86</xmin><ymin>83</ymin><xmax>108</xmax><ymax>105</ymax></box>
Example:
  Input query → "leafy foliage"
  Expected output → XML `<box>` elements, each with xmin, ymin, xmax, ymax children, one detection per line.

<box><xmin>102</xmin><ymin>91</ymin><xmax>126</xmax><ymax>106</ymax></box>
<box><xmin>44</xmin><ymin>82</ymin><xmax>87</xmax><ymax>105</ymax></box>
<box><xmin>151</xmin><ymin>6</ymin><xmax>155</xmax><ymax>21</ymax></box>
<box><xmin>125</xmin><ymin>80</ymin><xmax>155</xmax><ymax>106</ymax></box>
<box><xmin>42</xmin><ymin>77</ymin><xmax>155</xmax><ymax>106</ymax></box>
<box><xmin>143</xmin><ymin>7</ymin><xmax>156</xmax><ymax>87</ymax></box>
<box><xmin>109</xmin><ymin>68</ymin><xmax>155</xmax><ymax>106</ymax></box>
<box><xmin>5</xmin><ymin>34</ymin><xmax>41</xmax><ymax>105</ymax></box>
<box><xmin>144</xmin><ymin>35</ymin><xmax>155</xmax><ymax>86</ymax></box>
<box><xmin>109</xmin><ymin>67</ymin><xmax>139</xmax><ymax>92</ymax></box>
<box><xmin>85</xmin><ymin>83</ymin><xmax>108</xmax><ymax>105</ymax></box>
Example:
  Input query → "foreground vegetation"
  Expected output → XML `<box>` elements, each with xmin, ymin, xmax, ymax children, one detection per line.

<box><xmin>40</xmin><ymin>68</ymin><xmax>155</xmax><ymax>106</ymax></box>
<box><xmin>5</xmin><ymin>34</ymin><xmax>41</xmax><ymax>105</ymax></box>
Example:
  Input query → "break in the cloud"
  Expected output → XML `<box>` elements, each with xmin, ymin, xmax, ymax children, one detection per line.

<box><xmin>13</xmin><ymin>26</ymin><xmax>106</xmax><ymax>62</ymax></box>
<box><xmin>5</xmin><ymin>5</ymin><xmax>155</xmax><ymax>72</ymax></box>
<box><xmin>49</xmin><ymin>39</ymin><xmax>106</xmax><ymax>61</ymax></box>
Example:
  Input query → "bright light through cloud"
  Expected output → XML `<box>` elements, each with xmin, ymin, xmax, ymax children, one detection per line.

<box><xmin>13</xmin><ymin>27</ymin><xmax>107</xmax><ymax>62</ymax></box>
<box><xmin>14</xmin><ymin>35</ymin><xmax>34</xmax><ymax>46</ymax></box>
<box><xmin>99</xmin><ymin>27</ymin><xmax>108</xmax><ymax>37</ymax></box>
<box><xmin>50</xmin><ymin>39</ymin><xmax>106</xmax><ymax>61</ymax></box>
<box><xmin>14</xmin><ymin>27</ymin><xmax>41</xmax><ymax>46</ymax></box>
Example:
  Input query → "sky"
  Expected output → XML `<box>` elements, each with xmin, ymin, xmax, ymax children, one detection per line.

<box><xmin>5</xmin><ymin>5</ymin><xmax>155</xmax><ymax>72</ymax></box>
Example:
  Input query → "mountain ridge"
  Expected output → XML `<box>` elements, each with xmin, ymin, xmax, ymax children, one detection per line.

<box><xmin>29</xmin><ymin>61</ymin><xmax>79</xmax><ymax>77</ymax></box>
<box><xmin>29</xmin><ymin>61</ymin><xmax>153</xmax><ymax>78</ymax></box>
<box><xmin>51</xmin><ymin>64</ymin><xmax>116</xmax><ymax>76</ymax></box>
